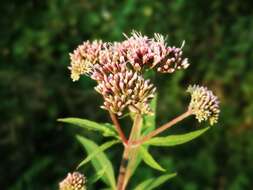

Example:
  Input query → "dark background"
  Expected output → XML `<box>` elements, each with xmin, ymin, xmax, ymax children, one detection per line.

<box><xmin>1</xmin><ymin>0</ymin><xmax>253</xmax><ymax>189</ymax></box>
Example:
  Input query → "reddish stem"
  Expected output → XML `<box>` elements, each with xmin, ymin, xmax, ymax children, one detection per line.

<box><xmin>132</xmin><ymin>110</ymin><xmax>192</xmax><ymax>146</ymax></box>
<box><xmin>109</xmin><ymin>111</ymin><xmax>128</xmax><ymax>145</ymax></box>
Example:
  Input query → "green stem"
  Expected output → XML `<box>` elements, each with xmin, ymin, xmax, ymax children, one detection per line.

<box><xmin>116</xmin><ymin>114</ymin><xmax>142</xmax><ymax>190</ymax></box>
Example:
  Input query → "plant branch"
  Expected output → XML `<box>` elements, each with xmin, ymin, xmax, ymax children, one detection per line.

<box><xmin>117</xmin><ymin>114</ymin><xmax>142</xmax><ymax>190</ymax></box>
<box><xmin>109</xmin><ymin>111</ymin><xmax>128</xmax><ymax>145</ymax></box>
<box><xmin>123</xmin><ymin>114</ymin><xmax>142</xmax><ymax>188</ymax></box>
<box><xmin>132</xmin><ymin>109</ymin><xmax>192</xmax><ymax>146</ymax></box>
<box><xmin>116</xmin><ymin>146</ymin><xmax>130</xmax><ymax>190</ymax></box>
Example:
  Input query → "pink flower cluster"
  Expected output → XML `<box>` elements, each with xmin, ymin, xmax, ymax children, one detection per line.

<box><xmin>69</xmin><ymin>31</ymin><xmax>189</xmax><ymax>116</ymax></box>
<box><xmin>120</xmin><ymin>32</ymin><xmax>189</xmax><ymax>72</ymax></box>
<box><xmin>95</xmin><ymin>70</ymin><xmax>156</xmax><ymax>116</ymax></box>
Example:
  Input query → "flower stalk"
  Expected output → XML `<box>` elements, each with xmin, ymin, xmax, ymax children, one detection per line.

<box><xmin>117</xmin><ymin>114</ymin><xmax>142</xmax><ymax>190</ymax></box>
<box><xmin>109</xmin><ymin>111</ymin><xmax>128</xmax><ymax>146</ymax></box>
<box><xmin>132</xmin><ymin>110</ymin><xmax>193</xmax><ymax>146</ymax></box>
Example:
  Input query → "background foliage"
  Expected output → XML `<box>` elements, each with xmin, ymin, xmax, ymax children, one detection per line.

<box><xmin>1</xmin><ymin>0</ymin><xmax>253</xmax><ymax>189</ymax></box>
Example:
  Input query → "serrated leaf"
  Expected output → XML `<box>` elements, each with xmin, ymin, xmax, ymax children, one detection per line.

<box><xmin>78</xmin><ymin>140</ymin><xmax>120</xmax><ymax>168</ymax></box>
<box><xmin>139</xmin><ymin>146</ymin><xmax>166</xmax><ymax>172</ymax></box>
<box><xmin>58</xmin><ymin>118</ymin><xmax>118</xmax><ymax>138</ymax></box>
<box><xmin>145</xmin><ymin>127</ymin><xmax>210</xmax><ymax>147</ymax></box>
<box><xmin>134</xmin><ymin>173</ymin><xmax>177</xmax><ymax>190</ymax></box>
<box><xmin>76</xmin><ymin>136</ymin><xmax>116</xmax><ymax>189</ymax></box>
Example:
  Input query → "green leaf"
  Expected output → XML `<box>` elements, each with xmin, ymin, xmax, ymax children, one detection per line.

<box><xmin>145</xmin><ymin>127</ymin><xmax>210</xmax><ymax>147</ymax></box>
<box><xmin>78</xmin><ymin>140</ymin><xmax>120</xmax><ymax>168</ymax></box>
<box><xmin>134</xmin><ymin>173</ymin><xmax>177</xmax><ymax>190</ymax></box>
<box><xmin>76</xmin><ymin>135</ymin><xmax>116</xmax><ymax>189</ymax></box>
<box><xmin>146</xmin><ymin>173</ymin><xmax>177</xmax><ymax>189</ymax></box>
<box><xmin>58</xmin><ymin>118</ymin><xmax>118</xmax><ymax>138</ymax></box>
<box><xmin>89</xmin><ymin>166</ymin><xmax>107</xmax><ymax>184</ymax></box>
<box><xmin>139</xmin><ymin>146</ymin><xmax>166</xmax><ymax>172</ymax></box>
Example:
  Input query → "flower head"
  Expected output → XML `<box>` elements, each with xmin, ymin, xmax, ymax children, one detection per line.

<box><xmin>69</xmin><ymin>40</ymin><xmax>105</xmax><ymax>81</ymax></box>
<box><xmin>91</xmin><ymin>45</ymin><xmax>127</xmax><ymax>82</ymax></box>
<box><xmin>120</xmin><ymin>31</ymin><xmax>189</xmax><ymax>73</ymax></box>
<box><xmin>69</xmin><ymin>31</ymin><xmax>190</xmax><ymax>82</ymax></box>
<box><xmin>187</xmin><ymin>85</ymin><xmax>220</xmax><ymax>125</ymax></box>
<box><xmin>121</xmin><ymin>31</ymin><xmax>153</xmax><ymax>71</ymax></box>
<box><xmin>68</xmin><ymin>31</ymin><xmax>190</xmax><ymax>116</ymax></box>
<box><xmin>95</xmin><ymin>70</ymin><xmax>156</xmax><ymax>116</ymax></box>
<box><xmin>59</xmin><ymin>172</ymin><xmax>86</xmax><ymax>190</ymax></box>
<box><xmin>153</xmin><ymin>41</ymin><xmax>189</xmax><ymax>73</ymax></box>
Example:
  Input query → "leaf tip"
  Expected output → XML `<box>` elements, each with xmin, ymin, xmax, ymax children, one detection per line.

<box><xmin>76</xmin><ymin>134</ymin><xmax>83</xmax><ymax>141</ymax></box>
<box><xmin>57</xmin><ymin>118</ymin><xmax>65</xmax><ymax>122</ymax></box>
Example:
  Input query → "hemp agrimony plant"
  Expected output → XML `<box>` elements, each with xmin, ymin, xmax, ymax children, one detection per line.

<box><xmin>58</xmin><ymin>31</ymin><xmax>220</xmax><ymax>190</ymax></box>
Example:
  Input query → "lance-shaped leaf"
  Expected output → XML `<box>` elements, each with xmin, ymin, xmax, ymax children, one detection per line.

<box><xmin>58</xmin><ymin>118</ymin><xmax>118</xmax><ymax>138</ymax></box>
<box><xmin>78</xmin><ymin>140</ymin><xmax>120</xmax><ymax>168</ymax></box>
<box><xmin>134</xmin><ymin>173</ymin><xmax>177</xmax><ymax>190</ymax></box>
<box><xmin>144</xmin><ymin>127</ymin><xmax>209</xmax><ymax>147</ymax></box>
<box><xmin>89</xmin><ymin>166</ymin><xmax>108</xmax><ymax>184</ymax></box>
<box><xmin>77</xmin><ymin>135</ymin><xmax>116</xmax><ymax>190</ymax></box>
<box><xmin>139</xmin><ymin>146</ymin><xmax>166</xmax><ymax>172</ymax></box>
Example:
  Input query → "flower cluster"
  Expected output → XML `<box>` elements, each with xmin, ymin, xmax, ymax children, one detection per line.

<box><xmin>59</xmin><ymin>172</ymin><xmax>86</xmax><ymax>190</ymax></box>
<box><xmin>187</xmin><ymin>85</ymin><xmax>220</xmax><ymax>125</ymax></box>
<box><xmin>118</xmin><ymin>32</ymin><xmax>189</xmax><ymax>72</ymax></box>
<box><xmin>69</xmin><ymin>40</ymin><xmax>105</xmax><ymax>81</ymax></box>
<box><xmin>69</xmin><ymin>31</ymin><xmax>189</xmax><ymax>116</ymax></box>
<box><xmin>95</xmin><ymin>70</ymin><xmax>156</xmax><ymax>115</ymax></box>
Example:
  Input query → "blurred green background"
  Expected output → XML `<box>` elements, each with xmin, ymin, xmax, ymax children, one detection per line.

<box><xmin>1</xmin><ymin>0</ymin><xmax>253</xmax><ymax>189</ymax></box>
